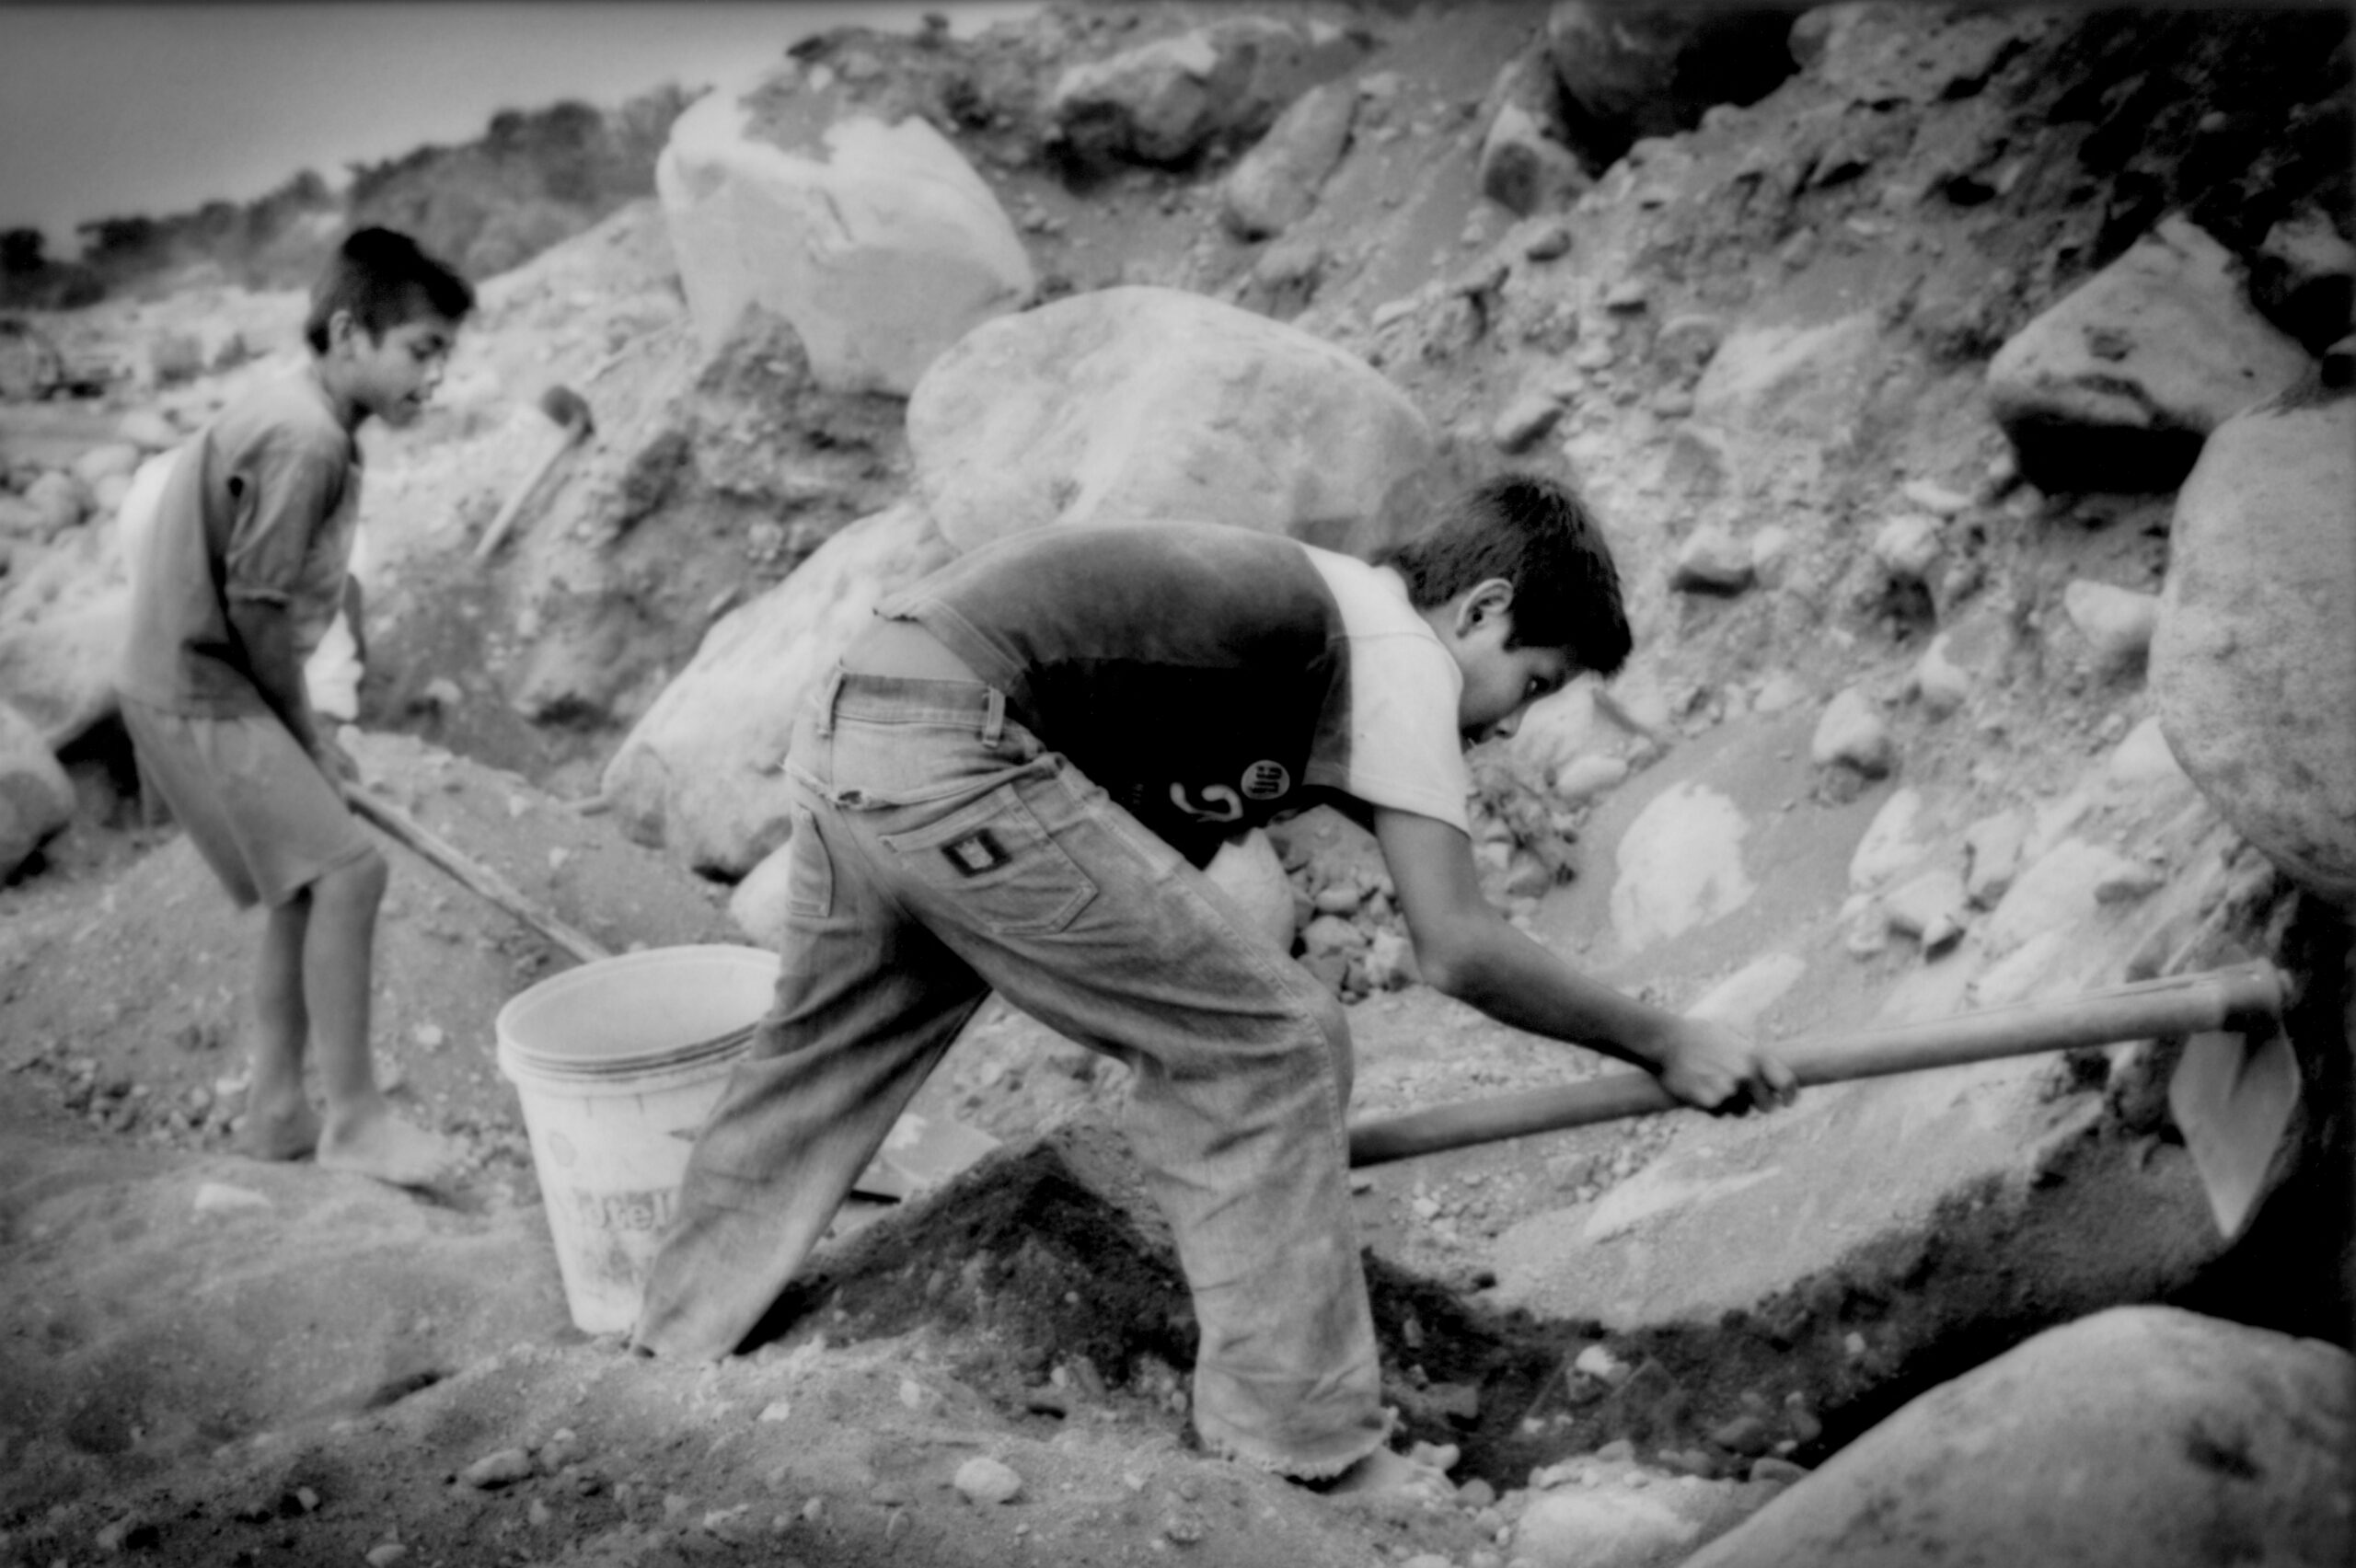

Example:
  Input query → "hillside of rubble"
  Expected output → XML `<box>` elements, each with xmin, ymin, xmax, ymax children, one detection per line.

<box><xmin>0</xmin><ymin>5</ymin><xmax>2350</xmax><ymax>1566</ymax></box>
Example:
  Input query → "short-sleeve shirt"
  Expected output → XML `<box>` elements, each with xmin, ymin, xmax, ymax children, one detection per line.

<box><xmin>116</xmin><ymin>371</ymin><xmax>361</xmax><ymax>716</ymax></box>
<box><xmin>881</xmin><ymin>522</ymin><xmax>1472</xmax><ymax>867</ymax></box>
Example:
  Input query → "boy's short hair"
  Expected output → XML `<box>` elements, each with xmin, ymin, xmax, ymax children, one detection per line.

<box><xmin>1379</xmin><ymin>473</ymin><xmax>1633</xmax><ymax>676</ymax></box>
<box><xmin>304</xmin><ymin>227</ymin><xmax>474</xmax><ymax>353</ymax></box>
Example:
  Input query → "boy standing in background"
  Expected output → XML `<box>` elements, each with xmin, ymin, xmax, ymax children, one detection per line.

<box><xmin>116</xmin><ymin>227</ymin><xmax>473</xmax><ymax>1188</ymax></box>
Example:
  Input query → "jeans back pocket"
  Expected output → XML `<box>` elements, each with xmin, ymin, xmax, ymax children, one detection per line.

<box><xmin>878</xmin><ymin>781</ymin><xmax>1096</xmax><ymax>937</ymax></box>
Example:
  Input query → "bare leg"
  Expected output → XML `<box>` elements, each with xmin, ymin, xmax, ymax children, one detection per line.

<box><xmin>237</xmin><ymin>895</ymin><xmax>321</xmax><ymax>1160</ymax></box>
<box><xmin>305</xmin><ymin>850</ymin><xmax>456</xmax><ymax>1188</ymax></box>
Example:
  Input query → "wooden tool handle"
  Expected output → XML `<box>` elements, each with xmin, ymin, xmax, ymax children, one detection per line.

<box><xmin>1345</xmin><ymin>961</ymin><xmax>2285</xmax><ymax>1169</ymax></box>
<box><xmin>347</xmin><ymin>786</ymin><xmax>613</xmax><ymax>967</ymax></box>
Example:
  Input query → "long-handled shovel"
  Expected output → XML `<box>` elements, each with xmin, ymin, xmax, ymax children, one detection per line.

<box><xmin>1345</xmin><ymin>961</ymin><xmax>2302</xmax><ymax>1240</ymax></box>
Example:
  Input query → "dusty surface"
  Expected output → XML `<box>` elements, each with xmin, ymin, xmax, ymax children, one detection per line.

<box><xmin>2</xmin><ymin>4</ymin><xmax>2350</xmax><ymax>1565</ymax></box>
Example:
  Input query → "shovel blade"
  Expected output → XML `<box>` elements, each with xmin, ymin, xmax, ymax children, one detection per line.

<box><xmin>853</xmin><ymin>1111</ymin><xmax>1001</xmax><ymax>1201</ymax></box>
<box><xmin>2168</xmin><ymin>1023</ymin><xmax>2302</xmax><ymax>1241</ymax></box>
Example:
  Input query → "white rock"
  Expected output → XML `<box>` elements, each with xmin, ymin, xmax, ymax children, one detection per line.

<box><xmin>1883</xmin><ymin>867</ymin><xmax>1968</xmax><ymax>952</ymax></box>
<box><xmin>1680</xmin><ymin>1308</ymin><xmax>2353</xmax><ymax>1568</ymax></box>
<box><xmin>1811</xmin><ymin>687</ymin><xmax>1895</xmax><ymax>777</ymax></box>
<box><xmin>953</xmin><ymin>1456</ymin><xmax>1023</xmax><ymax>1505</ymax></box>
<box><xmin>1870</xmin><ymin>513</ymin><xmax>1943</xmax><ymax>582</ymax></box>
<box><xmin>1494</xmin><ymin>390</ymin><xmax>1567</xmax><ymax>454</ymax></box>
<box><xmin>1554</xmin><ymin>753</ymin><xmax>1631</xmax><ymax>805</ymax></box>
<box><xmin>2062</xmin><ymin>579</ymin><xmax>2160</xmax><ymax>672</ymax></box>
<box><xmin>1222</xmin><ymin>80</ymin><xmax>1357</xmax><ymax>238</ymax></box>
<box><xmin>1899</xmin><ymin>478</ymin><xmax>1971</xmax><ymax>516</ymax></box>
<box><xmin>1573</xmin><ymin>1343</ymin><xmax>1631</xmax><ymax>1384</ymax></box>
<box><xmin>1301</xmin><ymin>914</ymin><xmax>1369</xmax><ymax>958</ymax></box>
<box><xmin>1985</xmin><ymin>214</ymin><xmax>2310</xmax><ymax>490</ymax></box>
<box><xmin>656</xmin><ymin>93</ymin><xmax>1032</xmax><ymax>394</ymax></box>
<box><xmin>2104</xmin><ymin>716</ymin><xmax>2189</xmax><ymax>793</ymax></box>
<box><xmin>1363</xmin><ymin>928</ymin><xmax>1418</xmax><ymax>991</ymax></box>
<box><xmin>1514</xmin><ymin>1484</ymin><xmax>1703</xmax><ymax>1568</ymax></box>
<box><xmin>1961</xmin><ymin>808</ymin><xmax>2029</xmax><ymax>907</ymax></box>
<box><xmin>909</xmin><ymin>286</ymin><xmax>1433</xmax><ymax>559</ymax></box>
<box><xmin>1849</xmin><ymin>787</ymin><xmax>1930</xmax><ymax>892</ymax></box>
<box><xmin>1907</xmin><ymin>634</ymin><xmax>1972</xmax><ymax>717</ymax></box>
<box><xmin>1752</xmin><ymin>671</ymin><xmax>1808</xmax><ymax>713</ymax></box>
<box><xmin>1981</xmin><ymin>838</ymin><xmax>2142</xmax><ymax>955</ymax></box>
<box><xmin>1203</xmin><ymin>829</ymin><xmax>1296</xmax><ymax>951</ymax></box>
<box><xmin>1670</xmin><ymin>525</ymin><xmax>1754</xmax><ymax>594</ymax></box>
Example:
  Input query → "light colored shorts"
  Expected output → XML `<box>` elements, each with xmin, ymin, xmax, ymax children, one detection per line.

<box><xmin>119</xmin><ymin>697</ymin><xmax>373</xmax><ymax>909</ymax></box>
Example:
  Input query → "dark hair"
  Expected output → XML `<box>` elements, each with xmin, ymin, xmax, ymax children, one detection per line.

<box><xmin>1378</xmin><ymin>473</ymin><xmax>1632</xmax><ymax>676</ymax></box>
<box><xmin>304</xmin><ymin>227</ymin><xmax>474</xmax><ymax>353</ymax></box>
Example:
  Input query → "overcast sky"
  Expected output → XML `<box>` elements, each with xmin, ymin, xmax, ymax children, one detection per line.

<box><xmin>1</xmin><ymin>3</ymin><xmax>1034</xmax><ymax>256</ymax></box>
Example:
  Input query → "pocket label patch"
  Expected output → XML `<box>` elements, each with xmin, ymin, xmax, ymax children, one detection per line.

<box><xmin>941</xmin><ymin>828</ymin><xmax>1011</xmax><ymax>877</ymax></box>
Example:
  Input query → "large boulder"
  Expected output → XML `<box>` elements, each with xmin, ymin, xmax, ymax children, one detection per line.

<box><xmin>907</xmin><ymin>285</ymin><xmax>1437</xmax><ymax>558</ymax></box>
<box><xmin>2153</xmin><ymin>381</ymin><xmax>2356</xmax><ymax>904</ymax></box>
<box><xmin>1985</xmin><ymin>215</ymin><xmax>2313</xmax><ymax>491</ymax></box>
<box><xmin>1681</xmin><ymin>1307</ymin><xmax>2353</xmax><ymax>1568</ymax></box>
<box><xmin>600</xmin><ymin>501</ymin><xmax>957</xmax><ymax>877</ymax></box>
<box><xmin>1049</xmin><ymin>15</ymin><xmax>1365</xmax><ymax>169</ymax></box>
<box><xmin>1544</xmin><ymin>3</ymin><xmax>1796</xmax><ymax>159</ymax></box>
<box><xmin>654</xmin><ymin>71</ymin><xmax>1033</xmax><ymax>395</ymax></box>
<box><xmin>0</xmin><ymin>700</ymin><xmax>75</xmax><ymax>879</ymax></box>
<box><xmin>1219</xmin><ymin>79</ymin><xmax>1357</xmax><ymax>239</ymax></box>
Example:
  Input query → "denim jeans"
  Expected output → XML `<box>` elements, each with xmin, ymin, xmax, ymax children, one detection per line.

<box><xmin>632</xmin><ymin>669</ymin><xmax>1392</xmax><ymax>1478</ymax></box>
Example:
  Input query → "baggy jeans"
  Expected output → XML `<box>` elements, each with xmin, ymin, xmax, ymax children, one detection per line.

<box><xmin>631</xmin><ymin>669</ymin><xmax>1392</xmax><ymax>1478</ymax></box>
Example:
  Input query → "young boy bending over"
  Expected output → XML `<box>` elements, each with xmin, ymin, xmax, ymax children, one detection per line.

<box><xmin>632</xmin><ymin>476</ymin><xmax>1797</xmax><ymax>1488</ymax></box>
<box><xmin>116</xmin><ymin>227</ymin><xmax>473</xmax><ymax>1188</ymax></box>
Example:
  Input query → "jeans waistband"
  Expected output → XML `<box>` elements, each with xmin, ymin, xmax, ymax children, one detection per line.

<box><xmin>814</xmin><ymin>665</ymin><xmax>1007</xmax><ymax>747</ymax></box>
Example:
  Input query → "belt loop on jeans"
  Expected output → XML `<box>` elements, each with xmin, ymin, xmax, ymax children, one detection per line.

<box><xmin>982</xmin><ymin>686</ymin><xmax>1006</xmax><ymax>749</ymax></box>
<box><xmin>814</xmin><ymin>665</ymin><xmax>847</xmax><ymax>738</ymax></box>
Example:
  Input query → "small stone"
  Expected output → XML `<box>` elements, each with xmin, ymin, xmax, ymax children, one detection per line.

<box><xmin>2062</xmin><ymin>580</ymin><xmax>2159</xmax><ymax>672</ymax></box>
<box><xmin>365</xmin><ymin>1545</ymin><xmax>410</xmax><ymax>1567</ymax></box>
<box><xmin>1523</xmin><ymin>222</ymin><xmax>1573</xmax><ymax>261</ymax></box>
<box><xmin>1900</xmin><ymin>478</ymin><xmax>1972</xmax><ymax>516</ymax></box>
<box><xmin>1710</xmin><ymin>1412</ymin><xmax>1776</xmax><ymax>1455</ymax></box>
<box><xmin>1572</xmin><ymin>1343</ymin><xmax>1631</xmax><ymax>1386</ymax></box>
<box><xmin>462</xmin><ymin>1447</ymin><xmax>535</xmax><ymax>1489</ymax></box>
<box><xmin>954</xmin><ymin>1456</ymin><xmax>1023</xmax><ymax>1505</ymax></box>
<box><xmin>758</xmin><ymin>1400</ymin><xmax>791</xmax><ymax>1423</ymax></box>
<box><xmin>1312</xmin><ymin>884</ymin><xmax>1364</xmax><ymax>917</ymax></box>
<box><xmin>1749</xmin><ymin>1456</ymin><xmax>1810</xmax><ymax>1485</ymax></box>
<box><xmin>1812</xmin><ymin>688</ymin><xmax>1896</xmax><ymax>777</ymax></box>
<box><xmin>1671</xmin><ymin>525</ymin><xmax>1754</xmax><ymax>594</ymax></box>
<box><xmin>2094</xmin><ymin>860</ymin><xmax>2165</xmax><ymax>905</ymax></box>
<box><xmin>1872</xmin><ymin>513</ymin><xmax>1945</xmax><ymax>582</ymax></box>
<box><xmin>1163</xmin><ymin>1508</ymin><xmax>1207</xmax><ymax>1544</ymax></box>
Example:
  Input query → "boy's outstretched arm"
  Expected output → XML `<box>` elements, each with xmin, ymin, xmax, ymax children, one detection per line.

<box><xmin>1372</xmin><ymin>806</ymin><xmax>1796</xmax><ymax>1114</ymax></box>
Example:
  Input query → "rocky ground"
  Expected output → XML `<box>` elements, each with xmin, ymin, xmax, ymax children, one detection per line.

<box><xmin>1</xmin><ymin>4</ymin><xmax>2350</xmax><ymax>1566</ymax></box>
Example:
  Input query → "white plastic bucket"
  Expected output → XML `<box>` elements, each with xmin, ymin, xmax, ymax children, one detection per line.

<box><xmin>496</xmin><ymin>944</ymin><xmax>778</xmax><ymax>1334</ymax></box>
